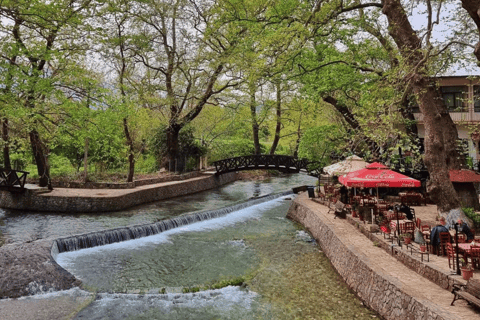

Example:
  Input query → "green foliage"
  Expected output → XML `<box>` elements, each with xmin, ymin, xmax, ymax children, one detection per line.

<box><xmin>135</xmin><ymin>154</ymin><xmax>158</xmax><ymax>173</ymax></box>
<box><xmin>463</xmin><ymin>207</ymin><xmax>480</xmax><ymax>229</ymax></box>
<box><xmin>150</xmin><ymin>125</ymin><xmax>206</xmax><ymax>163</ymax></box>
<box><xmin>209</xmin><ymin>138</ymin><xmax>266</xmax><ymax>162</ymax></box>
<box><xmin>297</xmin><ymin>125</ymin><xmax>344</xmax><ymax>165</ymax></box>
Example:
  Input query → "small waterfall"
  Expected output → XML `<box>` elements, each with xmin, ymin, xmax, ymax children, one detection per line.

<box><xmin>53</xmin><ymin>190</ymin><xmax>293</xmax><ymax>254</ymax></box>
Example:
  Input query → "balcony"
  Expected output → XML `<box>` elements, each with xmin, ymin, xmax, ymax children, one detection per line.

<box><xmin>413</xmin><ymin>111</ymin><xmax>480</xmax><ymax>123</ymax></box>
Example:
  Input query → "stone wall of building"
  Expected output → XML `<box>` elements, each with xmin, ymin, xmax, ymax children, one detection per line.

<box><xmin>287</xmin><ymin>198</ymin><xmax>459</xmax><ymax>320</ymax></box>
<box><xmin>0</xmin><ymin>172</ymin><xmax>236</xmax><ymax>213</ymax></box>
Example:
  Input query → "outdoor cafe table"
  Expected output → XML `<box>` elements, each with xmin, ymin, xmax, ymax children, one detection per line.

<box><xmin>457</xmin><ymin>243</ymin><xmax>477</xmax><ymax>256</ymax></box>
<box><xmin>399</xmin><ymin>192</ymin><xmax>424</xmax><ymax>206</ymax></box>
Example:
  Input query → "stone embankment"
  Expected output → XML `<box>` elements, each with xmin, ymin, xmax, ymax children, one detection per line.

<box><xmin>287</xmin><ymin>193</ymin><xmax>479</xmax><ymax>320</ymax></box>
<box><xmin>0</xmin><ymin>172</ymin><xmax>237</xmax><ymax>299</ymax></box>
<box><xmin>0</xmin><ymin>172</ymin><xmax>236</xmax><ymax>213</ymax></box>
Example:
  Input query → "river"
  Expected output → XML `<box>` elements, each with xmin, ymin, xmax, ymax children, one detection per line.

<box><xmin>0</xmin><ymin>174</ymin><xmax>378</xmax><ymax>319</ymax></box>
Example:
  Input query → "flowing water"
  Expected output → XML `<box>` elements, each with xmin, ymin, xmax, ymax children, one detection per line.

<box><xmin>1</xmin><ymin>174</ymin><xmax>379</xmax><ymax>319</ymax></box>
<box><xmin>0</xmin><ymin>175</ymin><xmax>312</xmax><ymax>244</ymax></box>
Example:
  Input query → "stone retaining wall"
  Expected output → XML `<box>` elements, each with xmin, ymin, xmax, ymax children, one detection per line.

<box><xmin>344</xmin><ymin>214</ymin><xmax>459</xmax><ymax>291</ymax></box>
<box><xmin>45</xmin><ymin>172</ymin><xmax>202</xmax><ymax>189</ymax></box>
<box><xmin>0</xmin><ymin>172</ymin><xmax>236</xmax><ymax>213</ymax></box>
<box><xmin>287</xmin><ymin>198</ymin><xmax>458</xmax><ymax>320</ymax></box>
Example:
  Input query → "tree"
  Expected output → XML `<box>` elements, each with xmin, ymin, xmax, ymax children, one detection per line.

<box><xmin>377</xmin><ymin>0</ymin><xmax>467</xmax><ymax>218</ymax></box>
<box><xmin>97</xmin><ymin>0</ymin><xmax>140</xmax><ymax>182</ymax></box>
<box><xmin>130</xmin><ymin>0</ymin><xmax>242</xmax><ymax>172</ymax></box>
<box><xmin>0</xmin><ymin>0</ymin><xmax>98</xmax><ymax>188</ymax></box>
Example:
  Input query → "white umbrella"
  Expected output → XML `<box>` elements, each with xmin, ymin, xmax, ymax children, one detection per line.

<box><xmin>323</xmin><ymin>155</ymin><xmax>369</xmax><ymax>176</ymax></box>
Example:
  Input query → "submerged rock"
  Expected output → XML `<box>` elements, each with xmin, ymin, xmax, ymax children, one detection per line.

<box><xmin>0</xmin><ymin>240</ymin><xmax>80</xmax><ymax>299</ymax></box>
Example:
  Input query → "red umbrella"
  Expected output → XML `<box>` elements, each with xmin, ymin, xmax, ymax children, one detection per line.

<box><xmin>338</xmin><ymin>162</ymin><xmax>421</xmax><ymax>188</ymax></box>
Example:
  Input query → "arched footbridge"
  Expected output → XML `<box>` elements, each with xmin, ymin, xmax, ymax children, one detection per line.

<box><xmin>213</xmin><ymin>155</ymin><xmax>322</xmax><ymax>177</ymax></box>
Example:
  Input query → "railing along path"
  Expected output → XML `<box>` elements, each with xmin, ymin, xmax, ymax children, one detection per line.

<box><xmin>213</xmin><ymin>155</ymin><xmax>321</xmax><ymax>177</ymax></box>
<box><xmin>0</xmin><ymin>167</ymin><xmax>29</xmax><ymax>191</ymax></box>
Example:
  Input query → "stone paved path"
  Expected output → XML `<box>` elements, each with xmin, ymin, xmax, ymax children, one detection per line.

<box><xmin>27</xmin><ymin>175</ymin><xmax>209</xmax><ymax>198</ymax></box>
<box><xmin>301</xmin><ymin>195</ymin><xmax>480</xmax><ymax>319</ymax></box>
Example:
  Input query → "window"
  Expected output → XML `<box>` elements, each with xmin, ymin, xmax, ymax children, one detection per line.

<box><xmin>418</xmin><ymin>138</ymin><xmax>424</xmax><ymax>154</ymax></box>
<box><xmin>474</xmin><ymin>86</ymin><xmax>480</xmax><ymax>112</ymax></box>
<box><xmin>441</xmin><ymin>86</ymin><xmax>466</xmax><ymax>112</ymax></box>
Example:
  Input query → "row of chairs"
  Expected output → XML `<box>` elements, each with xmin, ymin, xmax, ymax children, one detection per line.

<box><xmin>446</xmin><ymin>243</ymin><xmax>480</xmax><ymax>271</ymax></box>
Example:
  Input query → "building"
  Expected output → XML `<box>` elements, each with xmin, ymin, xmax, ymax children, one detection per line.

<box><xmin>413</xmin><ymin>76</ymin><xmax>480</xmax><ymax>163</ymax></box>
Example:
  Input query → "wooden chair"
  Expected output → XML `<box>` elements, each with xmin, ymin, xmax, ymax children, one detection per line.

<box><xmin>402</xmin><ymin>221</ymin><xmax>415</xmax><ymax>238</ymax></box>
<box><xmin>421</xmin><ymin>225</ymin><xmax>431</xmax><ymax>239</ymax></box>
<box><xmin>416</xmin><ymin>218</ymin><xmax>421</xmax><ymax>229</ymax></box>
<box><xmin>439</xmin><ymin>232</ymin><xmax>451</xmax><ymax>256</ymax></box>
<box><xmin>446</xmin><ymin>243</ymin><xmax>458</xmax><ymax>270</ymax></box>
<box><xmin>471</xmin><ymin>247</ymin><xmax>480</xmax><ymax>269</ymax></box>
<box><xmin>390</xmin><ymin>221</ymin><xmax>398</xmax><ymax>239</ymax></box>
<box><xmin>455</xmin><ymin>233</ymin><xmax>466</xmax><ymax>244</ymax></box>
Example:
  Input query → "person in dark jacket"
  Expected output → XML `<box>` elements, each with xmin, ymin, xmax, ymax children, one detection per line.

<box><xmin>458</xmin><ymin>219</ymin><xmax>475</xmax><ymax>241</ymax></box>
<box><xmin>339</xmin><ymin>185</ymin><xmax>348</xmax><ymax>203</ymax></box>
<box><xmin>430</xmin><ymin>217</ymin><xmax>449</xmax><ymax>253</ymax></box>
<box><xmin>399</xmin><ymin>202</ymin><xmax>413</xmax><ymax>220</ymax></box>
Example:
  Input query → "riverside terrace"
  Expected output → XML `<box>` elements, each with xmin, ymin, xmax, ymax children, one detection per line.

<box><xmin>288</xmin><ymin>191</ymin><xmax>480</xmax><ymax>319</ymax></box>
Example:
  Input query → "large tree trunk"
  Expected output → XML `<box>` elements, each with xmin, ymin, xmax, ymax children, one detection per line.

<box><xmin>249</xmin><ymin>83</ymin><xmax>261</xmax><ymax>155</ymax></box>
<box><xmin>382</xmin><ymin>0</ymin><xmax>468</xmax><ymax>222</ymax></box>
<box><xmin>166</xmin><ymin>124</ymin><xmax>182</xmax><ymax>172</ymax></box>
<box><xmin>2</xmin><ymin>118</ymin><xmax>11</xmax><ymax>169</ymax></box>
<box><xmin>29</xmin><ymin>130</ymin><xmax>52</xmax><ymax>189</ymax></box>
<box><xmin>270</xmin><ymin>81</ymin><xmax>282</xmax><ymax>155</ymax></box>
<box><xmin>123</xmin><ymin>118</ymin><xmax>135</xmax><ymax>182</ymax></box>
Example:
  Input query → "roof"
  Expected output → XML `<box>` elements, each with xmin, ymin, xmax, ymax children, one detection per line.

<box><xmin>449</xmin><ymin>169</ymin><xmax>480</xmax><ymax>182</ymax></box>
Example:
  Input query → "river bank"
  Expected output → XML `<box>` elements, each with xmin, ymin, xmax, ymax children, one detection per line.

<box><xmin>0</xmin><ymin>172</ymin><xmax>237</xmax><ymax>213</ymax></box>
<box><xmin>287</xmin><ymin>193</ymin><xmax>480</xmax><ymax>320</ymax></box>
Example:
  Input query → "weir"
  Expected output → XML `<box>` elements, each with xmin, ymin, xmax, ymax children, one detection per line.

<box><xmin>52</xmin><ymin>190</ymin><xmax>293</xmax><ymax>255</ymax></box>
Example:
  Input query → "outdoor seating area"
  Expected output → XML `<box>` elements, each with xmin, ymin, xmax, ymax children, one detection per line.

<box><xmin>313</xmin><ymin>159</ymin><xmax>480</xmax><ymax>286</ymax></box>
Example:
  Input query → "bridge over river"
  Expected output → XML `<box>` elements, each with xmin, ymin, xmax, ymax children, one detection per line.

<box><xmin>213</xmin><ymin>154</ymin><xmax>323</xmax><ymax>177</ymax></box>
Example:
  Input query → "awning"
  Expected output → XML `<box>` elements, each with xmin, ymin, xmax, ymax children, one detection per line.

<box><xmin>338</xmin><ymin>162</ymin><xmax>421</xmax><ymax>188</ymax></box>
<box><xmin>450</xmin><ymin>169</ymin><xmax>480</xmax><ymax>182</ymax></box>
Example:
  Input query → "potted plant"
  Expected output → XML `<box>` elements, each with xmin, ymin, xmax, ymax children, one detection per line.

<box><xmin>460</xmin><ymin>258</ymin><xmax>474</xmax><ymax>281</ymax></box>
<box><xmin>401</xmin><ymin>233</ymin><xmax>413</xmax><ymax>245</ymax></box>
<box><xmin>419</xmin><ymin>244</ymin><xmax>427</xmax><ymax>252</ymax></box>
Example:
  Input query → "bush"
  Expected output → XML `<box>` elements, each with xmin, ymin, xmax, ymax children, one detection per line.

<box><xmin>135</xmin><ymin>154</ymin><xmax>158</xmax><ymax>173</ymax></box>
<box><xmin>463</xmin><ymin>207</ymin><xmax>480</xmax><ymax>229</ymax></box>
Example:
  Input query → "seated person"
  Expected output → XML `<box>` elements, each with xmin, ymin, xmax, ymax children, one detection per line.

<box><xmin>399</xmin><ymin>203</ymin><xmax>413</xmax><ymax>220</ymax></box>
<box><xmin>430</xmin><ymin>217</ymin><xmax>449</xmax><ymax>249</ymax></box>
<box><xmin>458</xmin><ymin>219</ymin><xmax>475</xmax><ymax>241</ymax></box>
